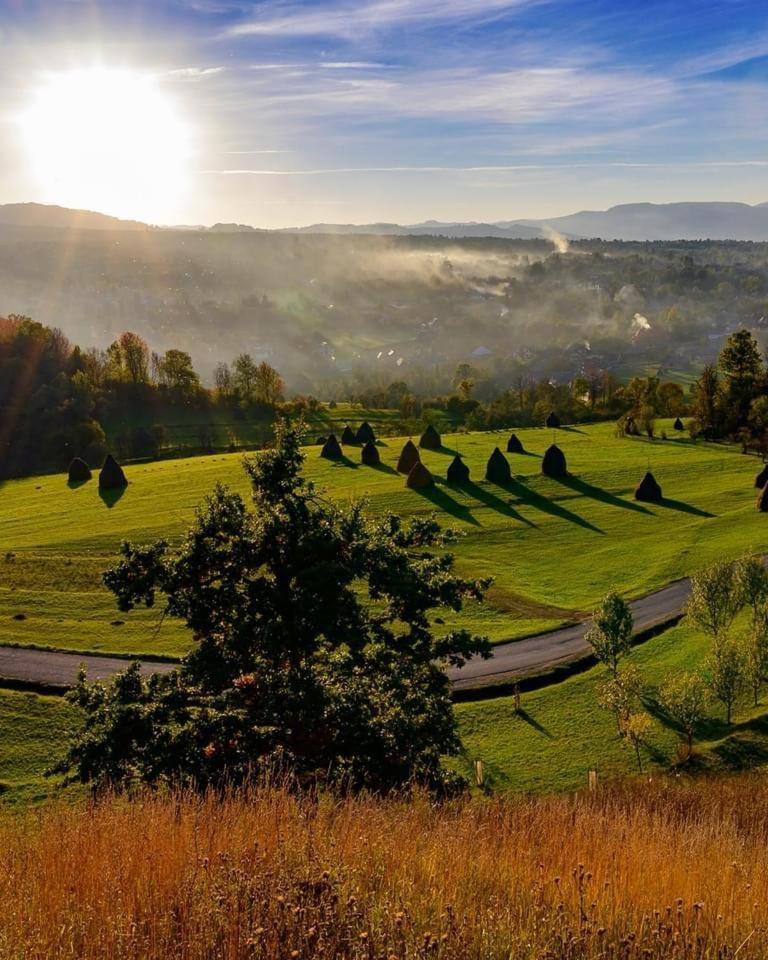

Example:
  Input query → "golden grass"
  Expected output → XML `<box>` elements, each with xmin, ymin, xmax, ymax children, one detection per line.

<box><xmin>2</xmin><ymin>775</ymin><xmax>768</xmax><ymax>958</ymax></box>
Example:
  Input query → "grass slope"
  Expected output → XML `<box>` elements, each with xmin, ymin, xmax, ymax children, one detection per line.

<box><xmin>1</xmin><ymin>420</ymin><xmax>766</xmax><ymax>657</ymax></box>
<box><xmin>455</xmin><ymin>616</ymin><xmax>768</xmax><ymax>793</ymax></box>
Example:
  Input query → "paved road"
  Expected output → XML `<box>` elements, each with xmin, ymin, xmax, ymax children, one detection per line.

<box><xmin>0</xmin><ymin>576</ymin><xmax>694</xmax><ymax>692</ymax></box>
<box><xmin>448</xmin><ymin>576</ymin><xmax>693</xmax><ymax>690</ymax></box>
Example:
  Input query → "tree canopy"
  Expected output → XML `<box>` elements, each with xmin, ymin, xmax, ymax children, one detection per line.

<box><xmin>55</xmin><ymin>421</ymin><xmax>491</xmax><ymax>794</ymax></box>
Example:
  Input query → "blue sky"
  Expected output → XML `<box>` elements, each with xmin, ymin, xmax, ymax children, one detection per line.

<box><xmin>1</xmin><ymin>0</ymin><xmax>768</xmax><ymax>225</ymax></box>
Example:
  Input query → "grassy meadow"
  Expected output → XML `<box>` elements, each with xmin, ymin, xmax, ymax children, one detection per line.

<box><xmin>3</xmin><ymin>418</ymin><xmax>768</xmax><ymax>799</ymax></box>
<box><xmin>1</xmin><ymin>419</ymin><xmax>766</xmax><ymax>658</ymax></box>
<box><xmin>4</xmin><ymin>776</ymin><xmax>768</xmax><ymax>958</ymax></box>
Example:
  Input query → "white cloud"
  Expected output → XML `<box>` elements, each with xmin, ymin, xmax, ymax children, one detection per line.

<box><xmin>225</xmin><ymin>0</ymin><xmax>545</xmax><ymax>39</ymax></box>
<box><xmin>163</xmin><ymin>66</ymin><xmax>225</xmax><ymax>81</ymax></box>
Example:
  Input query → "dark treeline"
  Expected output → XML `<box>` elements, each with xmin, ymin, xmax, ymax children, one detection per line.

<box><xmin>0</xmin><ymin>315</ymin><xmax>284</xmax><ymax>479</ymax></box>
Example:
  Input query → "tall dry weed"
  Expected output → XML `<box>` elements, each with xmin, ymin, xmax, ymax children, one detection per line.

<box><xmin>1</xmin><ymin>774</ymin><xmax>767</xmax><ymax>958</ymax></box>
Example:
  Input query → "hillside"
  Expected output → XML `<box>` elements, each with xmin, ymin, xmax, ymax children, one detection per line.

<box><xmin>1</xmin><ymin>421</ymin><xmax>764</xmax><ymax>659</ymax></box>
<box><xmin>0</xmin><ymin>202</ymin><xmax>147</xmax><ymax>232</ymax></box>
<box><xmin>521</xmin><ymin>201</ymin><xmax>768</xmax><ymax>240</ymax></box>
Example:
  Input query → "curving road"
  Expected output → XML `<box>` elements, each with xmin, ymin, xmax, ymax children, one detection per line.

<box><xmin>0</xmin><ymin>576</ymin><xmax>694</xmax><ymax>693</ymax></box>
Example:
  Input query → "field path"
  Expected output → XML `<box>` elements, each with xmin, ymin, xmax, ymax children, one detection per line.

<box><xmin>0</xmin><ymin>576</ymin><xmax>693</xmax><ymax>692</ymax></box>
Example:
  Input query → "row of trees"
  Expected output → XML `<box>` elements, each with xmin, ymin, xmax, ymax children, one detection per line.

<box><xmin>586</xmin><ymin>556</ymin><xmax>768</xmax><ymax>768</ymax></box>
<box><xmin>0</xmin><ymin>316</ymin><xmax>286</xmax><ymax>478</ymax></box>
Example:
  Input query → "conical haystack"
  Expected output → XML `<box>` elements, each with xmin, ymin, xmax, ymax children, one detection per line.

<box><xmin>361</xmin><ymin>440</ymin><xmax>380</xmax><ymax>466</ymax></box>
<box><xmin>506</xmin><ymin>433</ymin><xmax>524</xmax><ymax>453</ymax></box>
<box><xmin>635</xmin><ymin>471</ymin><xmax>662</xmax><ymax>503</ymax></box>
<box><xmin>541</xmin><ymin>444</ymin><xmax>567</xmax><ymax>478</ymax></box>
<box><xmin>758</xmin><ymin>484</ymin><xmax>768</xmax><ymax>512</ymax></box>
<box><xmin>68</xmin><ymin>457</ymin><xmax>92</xmax><ymax>483</ymax></box>
<box><xmin>341</xmin><ymin>424</ymin><xmax>356</xmax><ymax>445</ymax></box>
<box><xmin>419</xmin><ymin>424</ymin><xmax>442</xmax><ymax>450</ymax></box>
<box><xmin>99</xmin><ymin>454</ymin><xmax>128</xmax><ymax>491</ymax></box>
<box><xmin>673</xmin><ymin>417</ymin><xmax>684</xmax><ymax>431</ymax></box>
<box><xmin>320</xmin><ymin>434</ymin><xmax>343</xmax><ymax>460</ymax></box>
<box><xmin>356</xmin><ymin>421</ymin><xmax>376</xmax><ymax>445</ymax></box>
<box><xmin>446</xmin><ymin>454</ymin><xmax>470</xmax><ymax>484</ymax></box>
<box><xmin>485</xmin><ymin>447</ymin><xmax>511</xmax><ymax>483</ymax></box>
<box><xmin>397</xmin><ymin>439</ymin><xmax>420</xmax><ymax>474</ymax></box>
<box><xmin>406</xmin><ymin>461</ymin><xmax>434</xmax><ymax>489</ymax></box>
<box><xmin>545</xmin><ymin>411</ymin><xmax>561</xmax><ymax>429</ymax></box>
<box><xmin>756</xmin><ymin>464</ymin><xmax>768</xmax><ymax>489</ymax></box>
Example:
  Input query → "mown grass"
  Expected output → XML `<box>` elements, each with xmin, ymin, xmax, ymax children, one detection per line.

<box><xmin>1</xmin><ymin>420</ymin><xmax>764</xmax><ymax>658</ymax></box>
<box><xmin>4</xmin><ymin>776</ymin><xmax>768</xmax><ymax>958</ymax></box>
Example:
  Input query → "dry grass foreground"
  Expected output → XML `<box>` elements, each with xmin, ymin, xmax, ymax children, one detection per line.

<box><xmin>3</xmin><ymin>776</ymin><xmax>767</xmax><ymax>959</ymax></box>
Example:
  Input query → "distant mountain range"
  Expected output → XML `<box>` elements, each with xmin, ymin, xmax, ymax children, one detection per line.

<box><xmin>3</xmin><ymin>200</ymin><xmax>768</xmax><ymax>241</ymax></box>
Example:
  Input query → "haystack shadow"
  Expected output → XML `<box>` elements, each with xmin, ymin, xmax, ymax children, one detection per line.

<box><xmin>555</xmin><ymin>474</ymin><xmax>651</xmax><ymax>515</ymax></box>
<box><xmin>462</xmin><ymin>480</ymin><xmax>537</xmax><ymax>528</ymax></box>
<box><xmin>510</xmin><ymin>478</ymin><xmax>603</xmax><ymax>533</ymax></box>
<box><xmin>99</xmin><ymin>486</ymin><xmax>126</xmax><ymax>508</ymax></box>
<box><xmin>414</xmin><ymin>481</ymin><xmax>480</xmax><ymax>526</ymax></box>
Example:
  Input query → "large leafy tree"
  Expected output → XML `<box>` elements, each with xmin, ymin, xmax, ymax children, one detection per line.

<box><xmin>54</xmin><ymin>422</ymin><xmax>491</xmax><ymax>792</ymax></box>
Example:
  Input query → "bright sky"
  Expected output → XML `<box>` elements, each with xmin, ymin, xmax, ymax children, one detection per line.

<box><xmin>1</xmin><ymin>0</ymin><xmax>768</xmax><ymax>227</ymax></box>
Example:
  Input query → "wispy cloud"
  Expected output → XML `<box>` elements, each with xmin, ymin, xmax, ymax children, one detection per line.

<box><xmin>225</xmin><ymin>0</ymin><xmax>544</xmax><ymax>39</ymax></box>
<box><xmin>163</xmin><ymin>66</ymin><xmax>226</xmax><ymax>81</ymax></box>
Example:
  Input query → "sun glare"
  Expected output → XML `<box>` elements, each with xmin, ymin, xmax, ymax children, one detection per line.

<box><xmin>18</xmin><ymin>68</ymin><xmax>192</xmax><ymax>223</ymax></box>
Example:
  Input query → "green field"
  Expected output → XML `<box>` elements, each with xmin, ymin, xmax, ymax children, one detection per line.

<box><xmin>1</xmin><ymin>420</ymin><xmax>765</xmax><ymax>658</ymax></box>
<box><xmin>4</xmin><ymin>419</ymin><xmax>768</xmax><ymax>800</ymax></box>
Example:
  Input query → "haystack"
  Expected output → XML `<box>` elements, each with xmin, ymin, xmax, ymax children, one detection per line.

<box><xmin>673</xmin><ymin>417</ymin><xmax>684</xmax><ymax>431</ymax></box>
<box><xmin>541</xmin><ymin>444</ymin><xmax>567</xmax><ymax>478</ymax></box>
<box><xmin>99</xmin><ymin>454</ymin><xmax>128</xmax><ymax>491</ymax></box>
<box><xmin>634</xmin><ymin>471</ymin><xmax>662</xmax><ymax>503</ymax></box>
<box><xmin>68</xmin><ymin>458</ymin><xmax>92</xmax><ymax>483</ymax></box>
<box><xmin>756</xmin><ymin>464</ymin><xmax>768</xmax><ymax>489</ymax></box>
<box><xmin>545</xmin><ymin>411</ymin><xmax>561</xmax><ymax>429</ymax></box>
<box><xmin>758</xmin><ymin>484</ymin><xmax>768</xmax><ymax>512</ymax></box>
<box><xmin>397</xmin><ymin>440</ymin><xmax>420</xmax><ymax>474</ymax></box>
<box><xmin>406</xmin><ymin>461</ymin><xmax>434</xmax><ymax>489</ymax></box>
<box><xmin>361</xmin><ymin>440</ymin><xmax>380</xmax><ymax>466</ymax></box>
<box><xmin>446</xmin><ymin>454</ymin><xmax>470</xmax><ymax>483</ymax></box>
<box><xmin>341</xmin><ymin>424</ymin><xmax>356</xmax><ymax>445</ymax></box>
<box><xmin>506</xmin><ymin>433</ymin><xmax>524</xmax><ymax>453</ymax></box>
<box><xmin>485</xmin><ymin>447</ymin><xmax>511</xmax><ymax>483</ymax></box>
<box><xmin>320</xmin><ymin>434</ymin><xmax>343</xmax><ymax>460</ymax></box>
<box><xmin>419</xmin><ymin>424</ymin><xmax>442</xmax><ymax>450</ymax></box>
<box><xmin>356</xmin><ymin>421</ymin><xmax>376</xmax><ymax>445</ymax></box>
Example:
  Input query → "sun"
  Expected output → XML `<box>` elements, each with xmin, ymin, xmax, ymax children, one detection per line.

<box><xmin>18</xmin><ymin>68</ymin><xmax>192</xmax><ymax>223</ymax></box>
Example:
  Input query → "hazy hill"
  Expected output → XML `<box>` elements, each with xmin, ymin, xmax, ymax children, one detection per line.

<box><xmin>518</xmin><ymin>201</ymin><xmax>768</xmax><ymax>241</ymax></box>
<box><xmin>0</xmin><ymin>202</ymin><xmax>147</xmax><ymax>232</ymax></box>
<box><xmin>283</xmin><ymin>220</ymin><xmax>549</xmax><ymax>240</ymax></box>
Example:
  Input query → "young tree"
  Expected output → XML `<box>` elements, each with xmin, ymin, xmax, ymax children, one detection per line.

<box><xmin>158</xmin><ymin>350</ymin><xmax>201</xmax><ymax>398</ymax></box>
<box><xmin>623</xmin><ymin>712</ymin><xmax>653</xmax><ymax>772</ymax></box>
<box><xmin>53</xmin><ymin>421</ymin><xmax>492</xmax><ymax>794</ymax></box>
<box><xmin>596</xmin><ymin>663</ymin><xmax>642</xmax><ymax>734</ymax></box>
<box><xmin>232</xmin><ymin>353</ymin><xmax>258</xmax><ymax>401</ymax></box>
<box><xmin>658</xmin><ymin>672</ymin><xmax>708</xmax><ymax>758</ymax></box>
<box><xmin>691</xmin><ymin>364</ymin><xmax>720</xmax><ymax>437</ymax></box>
<box><xmin>744</xmin><ymin>602</ymin><xmax>768</xmax><ymax>706</ymax></box>
<box><xmin>585</xmin><ymin>592</ymin><xmax>633</xmax><ymax>677</ymax></box>
<box><xmin>703</xmin><ymin>636</ymin><xmax>745</xmax><ymax>724</ymax></box>
<box><xmin>685</xmin><ymin>561</ymin><xmax>743</xmax><ymax>641</ymax></box>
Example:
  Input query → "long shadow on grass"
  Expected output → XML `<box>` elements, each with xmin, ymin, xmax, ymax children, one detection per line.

<box><xmin>415</xmin><ymin>482</ymin><xmax>480</xmax><ymax>527</ymax></box>
<box><xmin>369</xmin><ymin>462</ymin><xmax>398</xmax><ymax>476</ymax></box>
<box><xmin>505</xmin><ymin>478</ymin><xmax>603</xmax><ymax>534</ymax></box>
<box><xmin>99</xmin><ymin>487</ymin><xmax>126</xmax><ymax>508</ymax></box>
<box><xmin>329</xmin><ymin>455</ymin><xmax>358</xmax><ymax>469</ymax></box>
<box><xmin>558</xmin><ymin>425</ymin><xmax>588</xmax><ymax>435</ymax></box>
<box><xmin>462</xmin><ymin>480</ymin><xmax>537</xmax><ymax>528</ymax></box>
<box><xmin>554</xmin><ymin>475</ymin><xmax>651</xmax><ymax>516</ymax></box>
<box><xmin>517</xmin><ymin>709</ymin><xmax>554</xmax><ymax>739</ymax></box>
<box><xmin>655</xmin><ymin>498</ymin><xmax>715</xmax><ymax>518</ymax></box>
<box><xmin>67</xmin><ymin>478</ymin><xmax>91</xmax><ymax>490</ymax></box>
